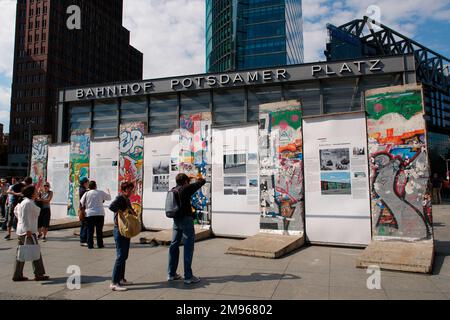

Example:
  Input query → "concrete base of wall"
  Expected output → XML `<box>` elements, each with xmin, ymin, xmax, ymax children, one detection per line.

<box><xmin>226</xmin><ymin>233</ymin><xmax>305</xmax><ymax>259</ymax></box>
<box><xmin>139</xmin><ymin>225</ymin><xmax>212</xmax><ymax>246</ymax></box>
<box><xmin>48</xmin><ymin>218</ymin><xmax>80</xmax><ymax>231</ymax></box>
<box><xmin>73</xmin><ymin>224</ymin><xmax>115</xmax><ymax>238</ymax></box>
<box><xmin>356</xmin><ymin>240</ymin><xmax>435</xmax><ymax>274</ymax></box>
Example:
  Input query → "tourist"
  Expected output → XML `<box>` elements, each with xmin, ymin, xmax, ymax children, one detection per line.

<box><xmin>80</xmin><ymin>181</ymin><xmax>111</xmax><ymax>249</ymax></box>
<box><xmin>431</xmin><ymin>173</ymin><xmax>443</xmax><ymax>205</ymax></box>
<box><xmin>37</xmin><ymin>182</ymin><xmax>53</xmax><ymax>242</ymax></box>
<box><xmin>12</xmin><ymin>185</ymin><xmax>50</xmax><ymax>282</ymax></box>
<box><xmin>108</xmin><ymin>182</ymin><xmax>137</xmax><ymax>292</ymax></box>
<box><xmin>167</xmin><ymin>173</ymin><xmax>206</xmax><ymax>285</ymax></box>
<box><xmin>79</xmin><ymin>177</ymin><xmax>89</xmax><ymax>247</ymax></box>
<box><xmin>5</xmin><ymin>177</ymin><xmax>25</xmax><ymax>240</ymax></box>
<box><xmin>0</xmin><ymin>178</ymin><xmax>9</xmax><ymax>222</ymax></box>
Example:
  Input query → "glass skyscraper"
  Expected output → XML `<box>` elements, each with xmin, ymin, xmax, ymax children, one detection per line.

<box><xmin>206</xmin><ymin>0</ymin><xmax>304</xmax><ymax>73</ymax></box>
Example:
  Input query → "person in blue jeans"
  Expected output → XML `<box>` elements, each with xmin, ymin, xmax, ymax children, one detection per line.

<box><xmin>108</xmin><ymin>182</ymin><xmax>136</xmax><ymax>292</ymax></box>
<box><xmin>168</xmin><ymin>173</ymin><xmax>206</xmax><ymax>284</ymax></box>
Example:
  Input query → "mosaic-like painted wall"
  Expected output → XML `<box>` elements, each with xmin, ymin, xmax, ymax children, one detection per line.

<box><xmin>259</xmin><ymin>101</ymin><xmax>304</xmax><ymax>235</ymax></box>
<box><xmin>366</xmin><ymin>85</ymin><xmax>433</xmax><ymax>240</ymax></box>
<box><xmin>119</xmin><ymin>122</ymin><xmax>145</xmax><ymax>223</ymax></box>
<box><xmin>179</xmin><ymin>113</ymin><xmax>212</xmax><ymax>226</ymax></box>
<box><xmin>30</xmin><ymin>135</ymin><xmax>51</xmax><ymax>192</ymax></box>
<box><xmin>68</xmin><ymin>129</ymin><xmax>91</xmax><ymax>217</ymax></box>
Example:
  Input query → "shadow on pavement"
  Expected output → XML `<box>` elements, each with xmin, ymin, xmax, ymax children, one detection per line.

<box><xmin>126</xmin><ymin>273</ymin><xmax>301</xmax><ymax>291</ymax></box>
<box><xmin>432</xmin><ymin>240</ymin><xmax>450</xmax><ymax>276</ymax></box>
<box><xmin>41</xmin><ymin>275</ymin><xmax>110</xmax><ymax>285</ymax></box>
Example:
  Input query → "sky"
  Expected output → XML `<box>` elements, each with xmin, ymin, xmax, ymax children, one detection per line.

<box><xmin>0</xmin><ymin>0</ymin><xmax>449</xmax><ymax>133</ymax></box>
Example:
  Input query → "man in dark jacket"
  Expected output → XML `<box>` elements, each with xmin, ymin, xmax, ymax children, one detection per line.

<box><xmin>168</xmin><ymin>173</ymin><xmax>206</xmax><ymax>284</ymax></box>
<box><xmin>79</xmin><ymin>177</ymin><xmax>89</xmax><ymax>246</ymax></box>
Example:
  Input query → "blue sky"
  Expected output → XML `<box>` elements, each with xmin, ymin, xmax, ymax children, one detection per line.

<box><xmin>0</xmin><ymin>0</ymin><xmax>449</xmax><ymax>134</ymax></box>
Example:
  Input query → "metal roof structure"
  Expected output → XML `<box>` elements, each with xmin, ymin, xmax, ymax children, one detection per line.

<box><xmin>325</xmin><ymin>16</ymin><xmax>450</xmax><ymax>93</ymax></box>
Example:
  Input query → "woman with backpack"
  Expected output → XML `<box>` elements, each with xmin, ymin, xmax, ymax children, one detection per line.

<box><xmin>108</xmin><ymin>182</ymin><xmax>137</xmax><ymax>292</ymax></box>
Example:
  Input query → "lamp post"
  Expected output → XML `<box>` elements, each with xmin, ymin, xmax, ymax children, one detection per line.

<box><xmin>27</xmin><ymin>120</ymin><xmax>35</xmax><ymax>176</ymax></box>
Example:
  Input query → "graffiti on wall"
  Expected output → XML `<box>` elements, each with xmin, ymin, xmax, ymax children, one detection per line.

<box><xmin>30</xmin><ymin>135</ymin><xmax>51</xmax><ymax>193</ymax></box>
<box><xmin>179</xmin><ymin>113</ymin><xmax>212</xmax><ymax>226</ymax></box>
<box><xmin>119</xmin><ymin>122</ymin><xmax>145</xmax><ymax>223</ymax></box>
<box><xmin>259</xmin><ymin>101</ymin><xmax>304</xmax><ymax>235</ymax></box>
<box><xmin>366</xmin><ymin>85</ymin><xmax>433</xmax><ymax>240</ymax></box>
<box><xmin>68</xmin><ymin>129</ymin><xmax>91</xmax><ymax>217</ymax></box>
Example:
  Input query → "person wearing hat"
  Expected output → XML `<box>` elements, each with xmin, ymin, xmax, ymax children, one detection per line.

<box><xmin>79</xmin><ymin>177</ymin><xmax>89</xmax><ymax>247</ymax></box>
<box><xmin>167</xmin><ymin>173</ymin><xmax>206</xmax><ymax>285</ymax></box>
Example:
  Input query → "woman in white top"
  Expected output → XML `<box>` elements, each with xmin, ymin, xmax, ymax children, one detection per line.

<box><xmin>80</xmin><ymin>181</ymin><xmax>111</xmax><ymax>249</ymax></box>
<box><xmin>13</xmin><ymin>185</ymin><xmax>49</xmax><ymax>282</ymax></box>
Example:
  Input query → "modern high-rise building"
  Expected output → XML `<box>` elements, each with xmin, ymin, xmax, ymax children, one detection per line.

<box><xmin>8</xmin><ymin>0</ymin><xmax>143</xmax><ymax>168</ymax></box>
<box><xmin>206</xmin><ymin>0</ymin><xmax>304</xmax><ymax>73</ymax></box>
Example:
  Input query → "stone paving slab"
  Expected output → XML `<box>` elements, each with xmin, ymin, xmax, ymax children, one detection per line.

<box><xmin>356</xmin><ymin>240</ymin><xmax>435</xmax><ymax>274</ymax></box>
<box><xmin>73</xmin><ymin>224</ymin><xmax>115</xmax><ymax>238</ymax></box>
<box><xmin>48</xmin><ymin>218</ymin><xmax>80</xmax><ymax>231</ymax></box>
<box><xmin>226</xmin><ymin>233</ymin><xmax>305</xmax><ymax>259</ymax></box>
<box><xmin>139</xmin><ymin>226</ymin><xmax>212</xmax><ymax>246</ymax></box>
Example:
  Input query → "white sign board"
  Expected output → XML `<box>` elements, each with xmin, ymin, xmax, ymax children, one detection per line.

<box><xmin>303</xmin><ymin>113</ymin><xmax>371</xmax><ymax>246</ymax></box>
<box><xmin>89</xmin><ymin>140</ymin><xmax>119</xmax><ymax>225</ymax></box>
<box><xmin>212</xmin><ymin>125</ymin><xmax>260</xmax><ymax>237</ymax></box>
<box><xmin>143</xmin><ymin>134</ymin><xmax>180</xmax><ymax>230</ymax></box>
<box><xmin>47</xmin><ymin>144</ymin><xmax>70</xmax><ymax>220</ymax></box>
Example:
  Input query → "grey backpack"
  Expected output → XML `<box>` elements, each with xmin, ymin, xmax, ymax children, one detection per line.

<box><xmin>165</xmin><ymin>187</ymin><xmax>182</xmax><ymax>218</ymax></box>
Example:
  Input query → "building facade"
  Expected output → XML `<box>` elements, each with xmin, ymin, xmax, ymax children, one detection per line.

<box><xmin>8</xmin><ymin>0</ymin><xmax>143</xmax><ymax>168</ymax></box>
<box><xmin>58</xmin><ymin>55</ymin><xmax>416</xmax><ymax>142</ymax></box>
<box><xmin>206</xmin><ymin>0</ymin><xmax>304</xmax><ymax>73</ymax></box>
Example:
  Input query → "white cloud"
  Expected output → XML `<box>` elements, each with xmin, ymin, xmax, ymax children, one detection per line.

<box><xmin>0</xmin><ymin>86</ymin><xmax>11</xmax><ymax>132</ymax></box>
<box><xmin>123</xmin><ymin>0</ymin><xmax>205</xmax><ymax>79</ymax></box>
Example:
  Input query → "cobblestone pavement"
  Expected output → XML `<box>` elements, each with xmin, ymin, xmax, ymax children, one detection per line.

<box><xmin>0</xmin><ymin>203</ymin><xmax>449</xmax><ymax>300</ymax></box>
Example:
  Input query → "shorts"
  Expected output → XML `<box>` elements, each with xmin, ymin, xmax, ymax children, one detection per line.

<box><xmin>7</xmin><ymin>204</ymin><xmax>17</xmax><ymax>228</ymax></box>
<box><xmin>38</xmin><ymin>208</ymin><xmax>51</xmax><ymax>229</ymax></box>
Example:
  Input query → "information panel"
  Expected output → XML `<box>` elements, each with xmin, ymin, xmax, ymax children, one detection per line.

<box><xmin>143</xmin><ymin>134</ymin><xmax>179</xmax><ymax>230</ymax></box>
<box><xmin>303</xmin><ymin>112</ymin><xmax>371</xmax><ymax>246</ymax></box>
<box><xmin>212</xmin><ymin>125</ymin><xmax>260</xmax><ymax>237</ymax></box>
<box><xmin>90</xmin><ymin>140</ymin><xmax>119</xmax><ymax>225</ymax></box>
<box><xmin>47</xmin><ymin>144</ymin><xmax>70</xmax><ymax>220</ymax></box>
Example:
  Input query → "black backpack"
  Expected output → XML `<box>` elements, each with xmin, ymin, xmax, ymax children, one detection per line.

<box><xmin>165</xmin><ymin>186</ymin><xmax>182</xmax><ymax>218</ymax></box>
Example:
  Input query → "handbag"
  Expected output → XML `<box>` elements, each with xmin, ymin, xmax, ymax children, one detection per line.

<box><xmin>17</xmin><ymin>235</ymin><xmax>41</xmax><ymax>262</ymax></box>
<box><xmin>78</xmin><ymin>207</ymin><xmax>86</xmax><ymax>221</ymax></box>
<box><xmin>118</xmin><ymin>209</ymin><xmax>141</xmax><ymax>238</ymax></box>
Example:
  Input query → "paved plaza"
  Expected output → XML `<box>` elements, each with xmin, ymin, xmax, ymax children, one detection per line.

<box><xmin>0</xmin><ymin>203</ymin><xmax>449</xmax><ymax>300</ymax></box>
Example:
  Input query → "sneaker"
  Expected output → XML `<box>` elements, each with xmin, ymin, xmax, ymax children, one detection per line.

<box><xmin>167</xmin><ymin>274</ymin><xmax>183</xmax><ymax>281</ymax></box>
<box><xmin>4</xmin><ymin>234</ymin><xmax>10</xmax><ymax>240</ymax></box>
<box><xmin>119</xmin><ymin>279</ymin><xmax>133</xmax><ymax>286</ymax></box>
<box><xmin>184</xmin><ymin>276</ymin><xmax>201</xmax><ymax>284</ymax></box>
<box><xmin>80</xmin><ymin>243</ymin><xmax>88</xmax><ymax>247</ymax></box>
<box><xmin>110</xmin><ymin>284</ymin><xmax>128</xmax><ymax>292</ymax></box>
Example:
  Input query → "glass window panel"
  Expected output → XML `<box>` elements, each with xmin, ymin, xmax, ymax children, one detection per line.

<box><xmin>213</xmin><ymin>89</ymin><xmax>245</xmax><ymax>125</ymax></box>
<box><xmin>180</xmin><ymin>91</ymin><xmax>210</xmax><ymax>116</ymax></box>
<box><xmin>284</xmin><ymin>82</ymin><xmax>320</xmax><ymax>116</ymax></box>
<box><xmin>248</xmin><ymin>86</ymin><xmax>282</xmax><ymax>122</ymax></box>
<box><xmin>150</xmin><ymin>94</ymin><xmax>178</xmax><ymax>134</ymax></box>
<box><xmin>121</xmin><ymin>96</ymin><xmax>148</xmax><ymax>122</ymax></box>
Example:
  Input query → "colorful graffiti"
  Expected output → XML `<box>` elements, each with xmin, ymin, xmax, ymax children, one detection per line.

<box><xmin>119</xmin><ymin>122</ymin><xmax>145</xmax><ymax>223</ymax></box>
<box><xmin>366</xmin><ymin>85</ymin><xmax>433</xmax><ymax>240</ymax></box>
<box><xmin>68</xmin><ymin>129</ymin><xmax>91</xmax><ymax>217</ymax></box>
<box><xmin>179</xmin><ymin>113</ymin><xmax>212</xmax><ymax>226</ymax></box>
<box><xmin>30</xmin><ymin>135</ymin><xmax>51</xmax><ymax>193</ymax></box>
<box><xmin>259</xmin><ymin>102</ymin><xmax>304</xmax><ymax>235</ymax></box>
